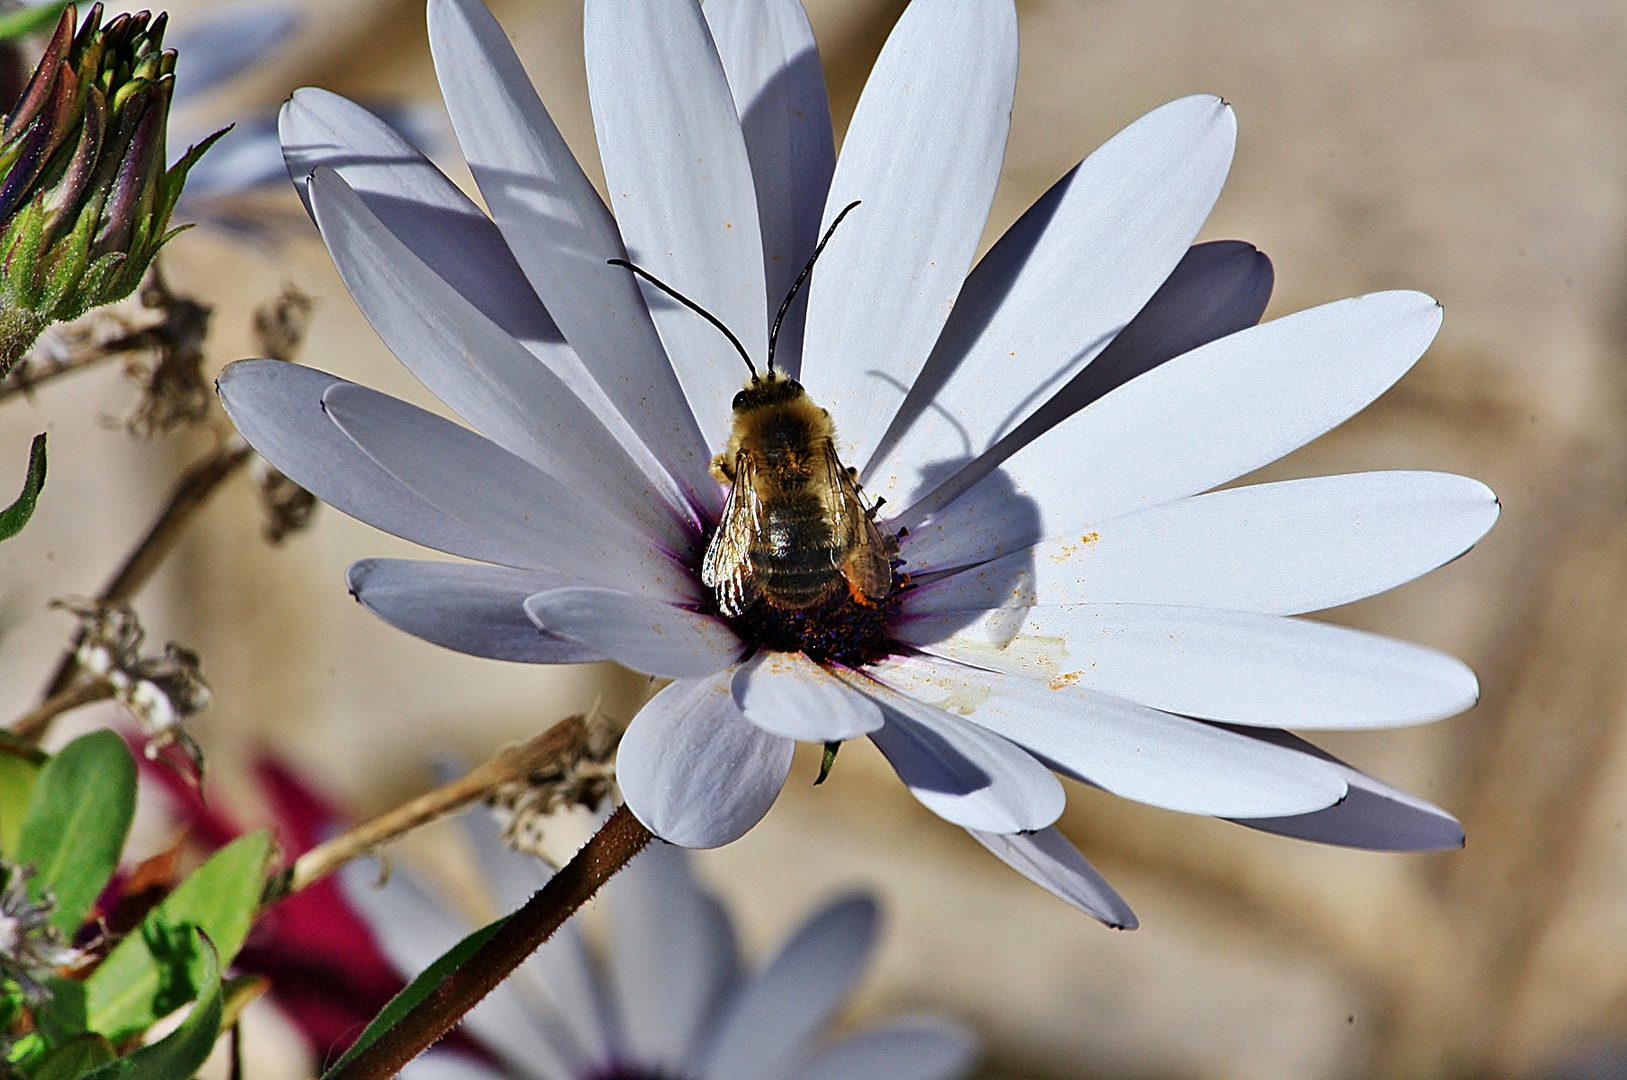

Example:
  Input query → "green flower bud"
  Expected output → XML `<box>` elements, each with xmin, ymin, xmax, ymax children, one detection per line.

<box><xmin>0</xmin><ymin>4</ymin><xmax>223</xmax><ymax>375</ymax></box>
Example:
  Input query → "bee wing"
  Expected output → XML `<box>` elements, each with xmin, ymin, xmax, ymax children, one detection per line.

<box><xmin>702</xmin><ymin>450</ymin><xmax>763</xmax><ymax>616</ymax></box>
<box><xmin>821</xmin><ymin>441</ymin><xmax>893</xmax><ymax>604</ymax></box>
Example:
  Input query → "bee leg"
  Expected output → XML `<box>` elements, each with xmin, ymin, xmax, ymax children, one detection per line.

<box><xmin>710</xmin><ymin>453</ymin><xmax>735</xmax><ymax>484</ymax></box>
<box><xmin>815</xmin><ymin>741</ymin><xmax>841</xmax><ymax>785</ymax></box>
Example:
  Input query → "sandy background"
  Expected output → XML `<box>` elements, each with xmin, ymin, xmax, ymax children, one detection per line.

<box><xmin>2</xmin><ymin>1</ymin><xmax>1624</xmax><ymax>1077</ymax></box>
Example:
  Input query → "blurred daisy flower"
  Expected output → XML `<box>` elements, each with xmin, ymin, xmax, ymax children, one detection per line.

<box><xmin>342</xmin><ymin>806</ymin><xmax>976</xmax><ymax>1080</ymax></box>
<box><xmin>219</xmin><ymin>0</ymin><xmax>1498</xmax><ymax>926</ymax></box>
<box><xmin>0</xmin><ymin>860</ymin><xmax>84</xmax><ymax>1005</ymax></box>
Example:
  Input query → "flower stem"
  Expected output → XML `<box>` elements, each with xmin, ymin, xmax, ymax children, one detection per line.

<box><xmin>33</xmin><ymin>439</ymin><xmax>253</xmax><ymax>719</ymax></box>
<box><xmin>7</xmin><ymin>679</ymin><xmax>115</xmax><ymax>740</ymax></box>
<box><xmin>271</xmin><ymin>714</ymin><xmax>595</xmax><ymax>900</ymax></box>
<box><xmin>328</xmin><ymin>803</ymin><xmax>653</xmax><ymax>1080</ymax></box>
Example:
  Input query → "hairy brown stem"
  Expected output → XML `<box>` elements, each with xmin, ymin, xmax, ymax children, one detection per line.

<box><xmin>275</xmin><ymin>715</ymin><xmax>592</xmax><ymax>899</ymax></box>
<box><xmin>330</xmin><ymin>804</ymin><xmax>653</xmax><ymax>1080</ymax></box>
<box><xmin>8</xmin><ymin>680</ymin><xmax>115</xmax><ymax>740</ymax></box>
<box><xmin>36</xmin><ymin>440</ymin><xmax>253</xmax><ymax>709</ymax></box>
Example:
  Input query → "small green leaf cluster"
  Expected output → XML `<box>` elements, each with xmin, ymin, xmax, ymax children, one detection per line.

<box><xmin>0</xmin><ymin>729</ymin><xmax>271</xmax><ymax>1079</ymax></box>
<box><xmin>0</xmin><ymin>4</ymin><xmax>225</xmax><ymax>375</ymax></box>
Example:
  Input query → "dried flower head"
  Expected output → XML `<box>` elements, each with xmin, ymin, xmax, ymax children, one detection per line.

<box><xmin>57</xmin><ymin>597</ymin><xmax>209</xmax><ymax>754</ymax></box>
<box><xmin>485</xmin><ymin>703</ymin><xmax>621</xmax><ymax>860</ymax></box>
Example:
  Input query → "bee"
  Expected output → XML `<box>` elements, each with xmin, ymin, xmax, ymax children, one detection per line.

<box><xmin>703</xmin><ymin>370</ymin><xmax>891</xmax><ymax>616</ymax></box>
<box><xmin>611</xmin><ymin>201</ymin><xmax>892</xmax><ymax>619</ymax></box>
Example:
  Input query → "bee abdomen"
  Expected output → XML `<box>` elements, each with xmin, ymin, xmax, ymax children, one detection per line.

<box><xmin>753</xmin><ymin>495</ymin><xmax>841</xmax><ymax>608</ymax></box>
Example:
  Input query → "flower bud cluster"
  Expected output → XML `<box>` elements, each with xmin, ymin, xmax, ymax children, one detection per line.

<box><xmin>0</xmin><ymin>4</ymin><xmax>221</xmax><ymax>373</ymax></box>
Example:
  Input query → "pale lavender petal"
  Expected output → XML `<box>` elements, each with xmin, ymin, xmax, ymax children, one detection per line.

<box><xmin>609</xmin><ymin>843</ymin><xmax>739</xmax><ymax>1070</ymax></box>
<box><xmin>801</xmin><ymin>0</ymin><xmax>1017</xmax><ymax>467</ymax></box>
<box><xmin>427</xmin><ymin>0</ymin><xmax>719</xmax><ymax>514</ymax></box>
<box><xmin>696</xmin><ymin>895</ymin><xmax>878</xmax><ymax>1080</ymax></box>
<box><xmin>399</xmin><ymin>1051</ymin><xmax>510</xmax><ymax>1080</ymax></box>
<box><xmin>897</xmin><ymin>292</ymin><xmax>1445</xmax><ymax>572</ymax></box>
<box><xmin>901</xmin><ymin>604</ymin><xmax>1479</xmax><ymax>729</ymax></box>
<box><xmin>523</xmin><ymin>588</ymin><xmax>744</xmax><ymax>678</ymax></box>
<box><xmin>618</xmin><ymin>672</ymin><xmax>795</xmax><ymax>848</ymax></box>
<box><xmin>901</xmin><ymin>471</ymin><xmax>1500</xmax><ymax>616</ymax></box>
<box><xmin>585</xmin><ymin>0</ymin><xmax>767</xmax><ymax>450</ymax></box>
<box><xmin>170</xmin><ymin>4</ymin><xmax>298</xmax><ymax>103</ymax></box>
<box><xmin>787</xmin><ymin>1020</ymin><xmax>977</xmax><ymax>1080</ymax></box>
<box><xmin>967</xmin><ymin>827</ymin><xmax>1137</xmax><ymax>929</ymax></box>
<box><xmin>340</xmin><ymin>859</ymin><xmax>570</xmax><ymax>1080</ymax></box>
<box><xmin>307</xmin><ymin>166</ymin><xmax>697</xmax><ymax>553</ymax></box>
<box><xmin>869</xmin><ymin>237</ymin><xmax>1271</xmax><ymax>514</ymax></box>
<box><xmin>846</xmin><ymin>674</ymin><xmax>1063</xmax><ymax>833</ymax></box>
<box><xmin>864</xmin><ymin>96</ymin><xmax>1237</xmax><ymax>500</ymax></box>
<box><xmin>703</xmin><ymin>0</ymin><xmax>835</xmax><ymax>378</ymax></box>
<box><xmin>868</xmin><ymin>655</ymin><xmax>1347</xmax><ymax>818</ymax></box>
<box><xmin>279</xmin><ymin>89</ymin><xmax>563</xmax><ymax>356</ymax></box>
<box><xmin>217</xmin><ymin>360</ymin><xmax>528</xmax><ymax>567</ymax></box>
<box><xmin>347</xmin><ymin>559</ymin><xmax>603</xmax><ymax>664</ymax></box>
<box><xmin>731</xmin><ymin>652</ymin><xmax>882</xmax><ymax>741</ymax></box>
<box><xmin>1227</xmin><ymin>728</ymin><xmax>1465</xmax><ymax>850</ymax></box>
<box><xmin>322</xmin><ymin>381</ymin><xmax>702</xmax><ymax>603</ymax></box>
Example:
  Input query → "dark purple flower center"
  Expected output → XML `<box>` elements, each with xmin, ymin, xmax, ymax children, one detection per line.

<box><xmin>720</xmin><ymin>565</ymin><xmax>907</xmax><ymax>668</ymax></box>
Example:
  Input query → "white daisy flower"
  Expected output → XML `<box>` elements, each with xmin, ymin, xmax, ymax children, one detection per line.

<box><xmin>342</xmin><ymin>810</ymin><xmax>975</xmax><ymax>1080</ymax></box>
<box><xmin>218</xmin><ymin>0</ymin><xmax>1498</xmax><ymax>927</ymax></box>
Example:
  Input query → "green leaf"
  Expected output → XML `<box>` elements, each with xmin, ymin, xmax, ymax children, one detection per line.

<box><xmin>321</xmin><ymin>915</ymin><xmax>510</xmax><ymax>1080</ymax></box>
<box><xmin>30</xmin><ymin>1035</ymin><xmax>114</xmax><ymax>1080</ymax></box>
<box><xmin>80</xmin><ymin>931</ymin><xmax>223</xmax><ymax>1080</ymax></box>
<box><xmin>84</xmin><ymin>832</ymin><xmax>271</xmax><ymax>1045</ymax></box>
<box><xmin>0</xmin><ymin>2</ymin><xmax>69</xmax><ymax>43</ymax></box>
<box><xmin>33</xmin><ymin>976</ymin><xmax>87</xmax><ymax>1047</ymax></box>
<box><xmin>18</xmin><ymin>729</ymin><xmax>135</xmax><ymax>933</ymax></box>
<box><xmin>0</xmin><ymin>748</ymin><xmax>43</xmax><ymax>858</ymax></box>
<box><xmin>0</xmin><ymin>433</ymin><xmax>47</xmax><ymax>542</ymax></box>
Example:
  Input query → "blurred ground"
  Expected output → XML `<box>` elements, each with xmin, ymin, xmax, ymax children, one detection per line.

<box><xmin>2</xmin><ymin>1</ymin><xmax>1624</xmax><ymax>1078</ymax></box>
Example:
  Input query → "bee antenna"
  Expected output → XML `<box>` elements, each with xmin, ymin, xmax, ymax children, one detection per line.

<box><xmin>767</xmin><ymin>200</ymin><xmax>861</xmax><ymax>374</ymax></box>
<box><xmin>608</xmin><ymin>258</ymin><xmax>758</xmax><ymax>378</ymax></box>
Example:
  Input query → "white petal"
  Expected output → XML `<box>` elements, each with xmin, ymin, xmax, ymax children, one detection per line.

<box><xmin>864</xmin><ymin>96</ymin><xmax>1236</xmax><ymax>500</ymax></box>
<box><xmin>584</xmin><ymin>0</ymin><xmax>767</xmax><ymax>450</ymax></box>
<box><xmin>279</xmin><ymin>89</ymin><xmax>561</xmax><ymax>357</ymax></box>
<box><xmin>618</xmin><ymin>672</ymin><xmax>795</xmax><ymax>848</ymax></box>
<box><xmin>399</xmin><ymin>1051</ymin><xmax>510</xmax><ymax>1080</ymax></box>
<box><xmin>696</xmin><ymin>895</ymin><xmax>878</xmax><ymax>1080</ymax></box>
<box><xmin>902</xmin><ymin>604</ymin><xmax>1479</xmax><ymax>730</ymax></box>
<box><xmin>844</xmin><ymin>673</ymin><xmax>1063</xmax><ymax>833</ymax></box>
<box><xmin>731</xmin><ymin>652</ymin><xmax>882</xmax><ymax>741</ymax></box>
<box><xmin>426</xmin><ymin>0</ymin><xmax>719</xmax><ymax>515</ymax></box>
<box><xmin>458</xmin><ymin>806</ymin><xmax>610</xmax><ymax>1066</ymax></box>
<box><xmin>1228</xmin><ymin>728</ymin><xmax>1465</xmax><ymax>850</ymax></box>
<box><xmin>347</xmin><ymin>559</ymin><xmax>603</xmax><ymax>664</ymax></box>
<box><xmin>321</xmin><ymin>382</ymin><xmax>701</xmax><ymax>602</ymax></box>
<box><xmin>523</xmin><ymin>588</ymin><xmax>743</xmax><ymax>678</ymax></box>
<box><xmin>966</xmin><ymin>827</ymin><xmax>1137</xmax><ymax>929</ymax></box>
<box><xmin>339</xmin><ymin>860</ymin><xmax>572</xmax><ymax>1080</ymax></box>
<box><xmin>306</xmin><ymin>166</ymin><xmax>697</xmax><ymax>554</ymax></box>
<box><xmin>609</xmin><ymin>842</ymin><xmax>739</xmax><ymax>1070</ymax></box>
<box><xmin>787</xmin><ymin>1020</ymin><xmax>977</xmax><ymax>1080</ymax></box>
<box><xmin>802</xmin><ymin>0</ymin><xmax>1017</xmax><ymax>467</ymax></box>
<box><xmin>868</xmin><ymin>655</ymin><xmax>1347</xmax><ymax>818</ymax></box>
<box><xmin>896</xmin><ymin>292</ymin><xmax>1445</xmax><ymax>571</ymax></box>
<box><xmin>217</xmin><ymin>360</ymin><xmax>524</xmax><ymax>567</ymax></box>
<box><xmin>704</xmin><ymin>0</ymin><xmax>835</xmax><ymax>378</ymax></box>
<box><xmin>902</xmin><ymin>471</ymin><xmax>1500</xmax><ymax>616</ymax></box>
